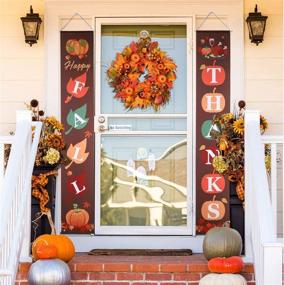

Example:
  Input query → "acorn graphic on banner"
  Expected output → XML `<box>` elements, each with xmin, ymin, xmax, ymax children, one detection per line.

<box><xmin>65</xmin><ymin>104</ymin><xmax>89</xmax><ymax>135</ymax></box>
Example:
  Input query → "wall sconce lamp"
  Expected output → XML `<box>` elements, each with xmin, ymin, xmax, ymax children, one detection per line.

<box><xmin>246</xmin><ymin>5</ymin><xmax>268</xmax><ymax>46</ymax></box>
<box><xmin>21</xmin><ymin>6</ymin><xmax>42</xmax><ymax>46</ymax></box>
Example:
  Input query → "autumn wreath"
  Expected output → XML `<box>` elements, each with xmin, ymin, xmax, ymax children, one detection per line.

<box><xmin>106</xmin><ymin>31</ymin><xmax>177</xmax><ymax>111</ymax></box>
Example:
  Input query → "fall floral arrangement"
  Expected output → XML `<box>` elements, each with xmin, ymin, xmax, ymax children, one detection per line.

<box><xmin>210</xmin><ymin>101</ymin><xmax>269</xmax><ymax>201</ymax></box>
<box><xmin>27</xmin><ymin>99</ymin><xmax>68</xmax><ymax>167</ymax></box>
<box><xmin>106</xmin><ymin>31</ymin><xmax>177</xmax><ymax>111</ymax></box>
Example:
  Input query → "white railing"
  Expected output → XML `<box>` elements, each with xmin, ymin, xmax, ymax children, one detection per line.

<box><xmin>245</xmin><ymin>110</ymin><xmax>283</xmax><ymax>285</ymax></box>
<box><xmin>0</xmin><ymin>111</ymin><xmax>42</xmax><ymax>285</ymax></box>
<box><xmin>0</xmin><ymin>136</ymin><xmax>13</xmax><ymax>191</ymax></box>
<box><xmin>261</xmin><ymin>135</ymin><xmax>284</xmax><ymax>239</ymax></box>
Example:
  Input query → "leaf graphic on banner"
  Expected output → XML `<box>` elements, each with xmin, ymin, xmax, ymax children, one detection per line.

<box><xmin>84</xmin><ymin>130</ymin><xmax>92</xmax><ymax>138</ymax></box>
<box><xmin>65</xmin><ymin>73</ymin><xmax>89</xmax><ymax>103</ymax></box>
<box><xmin>65</xmin><ymin>138</ymin><xmax>89</xmax><ymax>169</ymax></box>
<box><xmin>65</xmin><ymin>104</ymin><xmax>89</xmax><ymax>135</ymax></box>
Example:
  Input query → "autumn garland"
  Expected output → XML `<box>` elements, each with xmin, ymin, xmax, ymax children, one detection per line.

<box><xmin>106</xmin><ymin>35</ymin><xmax>177</xmax><ymax>111</ymax></box>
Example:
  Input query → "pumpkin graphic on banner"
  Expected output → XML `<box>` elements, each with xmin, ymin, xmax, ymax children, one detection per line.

<box><xmin>66</xmin><ymin>204</ymin><xmax>90</xmax><ymax>228</ymax></box>
<box><xmin>106</xmin><ymin>31</ymin><xmax>177</xmax><ymax>111</ymax></box>
<box><xmin>66</xmin><ymin>38</ymin><xmax>89</xmax><ymax>59</ymax></box>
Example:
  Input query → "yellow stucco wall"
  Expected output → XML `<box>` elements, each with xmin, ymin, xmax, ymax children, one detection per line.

<box><xmin>0</xmin><ymin>0</ymin><xmax>283</xmax><ymax>134</ymax></box>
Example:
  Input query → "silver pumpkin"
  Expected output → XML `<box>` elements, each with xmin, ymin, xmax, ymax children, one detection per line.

<box><xmin>28</xmin><ymin>259</ymin><xmax>71</xmax><ymax>285</ymax></box>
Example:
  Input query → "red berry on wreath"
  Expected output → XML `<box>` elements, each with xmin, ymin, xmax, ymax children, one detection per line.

<box><xmin>154</xmin><ymin>96</ymin><xmax>163</xmax><ymax>105</ymax></box>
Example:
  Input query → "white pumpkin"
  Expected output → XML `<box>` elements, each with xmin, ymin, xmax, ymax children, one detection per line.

<box><xmin>28</xmin><ymin>259</ymin><xmax>71</xmax><ymax>285</ymax></box>
<box><xmin>199</xmin><ymin>273</ymin><xmax>247</xmax><ymax>285</ymax></box>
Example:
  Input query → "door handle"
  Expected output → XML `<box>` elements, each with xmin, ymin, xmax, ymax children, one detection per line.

<box><xmin>98</xmin><ymin>125</ymin><xmax>108</xmax><ymax>132</ymax></box>
<box><xmin>95</xmin><ymin>115</ymin><xmax>108</xmax><ymax>133</ymax></box>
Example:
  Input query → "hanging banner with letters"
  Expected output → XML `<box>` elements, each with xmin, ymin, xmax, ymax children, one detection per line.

<box><xmin>196</xmin><ymin>31</ymin><xmax>230</xmax><ymax>234</ymax></box>
<box><xmin>60</xmin><ymin>31</ymin><xmax>94</xmax><ymax>234</ymax></box>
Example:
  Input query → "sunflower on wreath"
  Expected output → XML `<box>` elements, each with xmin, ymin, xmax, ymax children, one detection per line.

<box><xmin>210</xmin><ymin>101</ymin><xmax>269</xmax><ymax>202</ymax></box>
<box><xmin>106</xmin><ymin>31</ymin><xmax>177</xmax><ymax>111</ymax></box>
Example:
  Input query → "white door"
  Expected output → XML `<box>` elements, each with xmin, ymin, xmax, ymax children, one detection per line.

<box><xmin>95</xmin><ymin>18</ymin><xmax>194</xmax><ymax>235</ymax></box>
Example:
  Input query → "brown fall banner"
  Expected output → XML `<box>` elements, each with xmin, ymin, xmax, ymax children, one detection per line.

<box><xmin>60</xmin><ymin>31</ymin><xmax>94</xmax><ymax>234</ymax></box>
<box><xmin>196</xmin><ymin>31</ymin><xmax>230</xmax><ymax>234</ymax></box>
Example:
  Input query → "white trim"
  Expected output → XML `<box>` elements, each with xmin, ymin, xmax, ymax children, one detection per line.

<box><xmin>95</xmin><ymin>17</ymin><xmax>193</xmax><ymax>236</ymax></box>
<box><xmin>97</xmin><ymin>131</ymin><xmax>188</xmax><ymax>135</ymax></box>
<box><xmin>69</xmin><ymin>235</ymin><xmax>205</xmax><ymax>252</ymax></box>
<box><xmin>100</xmin><ymin>114</ymin><xmax>187</xmax><ymax>118</ymax></box>
<box><xmin>192</xmin><ymin>14</ymin><xmax>197</xmax><ymax>236</ymax></box>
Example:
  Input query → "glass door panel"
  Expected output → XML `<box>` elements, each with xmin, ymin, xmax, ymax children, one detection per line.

<box><xmin>95</xmin><ymin>18</ymin><xmax>193</xmax><ymax>235</ymax></box>
<box><xmin>101</xmin><ymin>135</ymin><xmax>187</xmax><ymax>227</ymax></box>
<box><xmin>100</xmin><ymin>25</ymin><xmax>187</xmax><ymax>114</ymax></box>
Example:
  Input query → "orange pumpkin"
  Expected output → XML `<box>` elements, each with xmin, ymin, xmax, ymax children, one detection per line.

<box><xmin>201</xmin><ymin>61</ymin><xmax>226</xmax><ymax>86</ymax></box>
<box><xmin>66</xmin><ymin>206</ymin><xmax>89</xmax><ymax>228</ymax></box>
<box><xmin>201</xmin><ymin>196</ymin><xmax>226</xmax><ymax>221</ymax></box>
<box><xmin>66</xmin><ymin>39</ymin><xmax>80</xmax><ymax>56</ymax></box>
<box><xmin>201</xmin><ymin>174</ymin><xmax>225</xmax><ymax>194</ymax></box>
<box><xmin>78</xmin><ymin>39</ymin><xmax>89</xmax><ymax>59</ymax></box>
<box><xmin>36</xmin><ymin>244</ymin><xmax>57</xmax><ymax>260</ymax></box>
<box><xmin>201</xmin><ymin>88</ymin><xmax>225</xmax><ymax>113</ymax></box>
<box><xmin>208</xmin><ymin>256</ymin><xmax>244</xmax><ymax>273</ymax></box>
<box><xmin>32</xmin><ymin>234</ymin><xmax>75</xmax><ymax>262</ymax></box>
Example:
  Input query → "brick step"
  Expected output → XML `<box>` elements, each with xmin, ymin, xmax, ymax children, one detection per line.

<box><xmin>16</xmin><ymin>254</ymin><xmax>255</xmax><ymax>285</ymax></box>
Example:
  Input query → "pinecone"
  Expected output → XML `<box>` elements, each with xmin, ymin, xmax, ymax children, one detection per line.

<box><xmin>236</xmin><ymin>179</ymin><xmax>245</xmax><ymax>201</ymax></box>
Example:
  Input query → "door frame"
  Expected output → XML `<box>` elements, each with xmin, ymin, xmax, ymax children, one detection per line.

<box><xmin>44</xmin><ymin>0</ymin><xmax>245</xmax><ymax>253</ymax></box>
<box><xmin>94</xmin><ymin>17</ymin><xmax>195</xmax><ymax>235</ymax></box>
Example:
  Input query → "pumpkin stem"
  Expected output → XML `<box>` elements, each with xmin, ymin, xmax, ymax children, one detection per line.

<box><xmin>73</xmin><ymin>203</ymin><xmax>81</xmax><ymax>213</ymax></box>
<box><xmin>46</xmin><ymin>210</ymin><xmax>56</xmax><ymax>235</ymax></box>
<box><xmin>223</xmin><ymin>221</ymin><xmax>231</xmax><ymax>228</ymax></box>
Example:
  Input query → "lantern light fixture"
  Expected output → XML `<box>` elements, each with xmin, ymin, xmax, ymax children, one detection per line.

<box><xmin>246</xmin><ymin>5</ymin><xmax>268</xmax><ymax>46</ymax></box>
<box><xmin>21</xmin><ymin>5</ymin><xmax>42</xmax><ymax>46</ymax></box>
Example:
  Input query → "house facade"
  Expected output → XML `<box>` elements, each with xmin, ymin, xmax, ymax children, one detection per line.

<box><xmin>0</xmin><ymin>0</ymin><xmax>283</xmax><ymax>255</ymax></box>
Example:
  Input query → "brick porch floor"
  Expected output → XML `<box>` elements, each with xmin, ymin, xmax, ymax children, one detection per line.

<box><xmin>16</xmin><ymin>253</ymin><xmax>255</xmax><ymax>285</ymax></box>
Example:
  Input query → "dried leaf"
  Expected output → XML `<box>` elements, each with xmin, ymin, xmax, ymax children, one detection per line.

<box><xmin>199</xmin><ymin>145</ymin><xmax>206</xmax><ymax>151</ymax></box>
<box><xmin>221</xmin><ymin>198</ymin><xmax>228</xmax><ymax>204</ymax></box>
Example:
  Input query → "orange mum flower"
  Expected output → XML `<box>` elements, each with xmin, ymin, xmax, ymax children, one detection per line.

<box><xmin>125</xmin><ymin>87</ymin><xmax>134</xmax><ymax>95</ymax></box>
<box><xmin>158</xmin><ymin>75</ymin><xmax>167</xmax><ymax>84</ymax></box>
<box><xmin>131</xmin><ymin>53</ymin><xmax>140</xmax><ymax>63</ymax></box>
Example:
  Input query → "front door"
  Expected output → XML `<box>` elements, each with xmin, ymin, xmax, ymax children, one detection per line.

<box><xmin>95</xmin><ymin>18</ymin><xmax>193</xmax><ymax>235</ymax></box>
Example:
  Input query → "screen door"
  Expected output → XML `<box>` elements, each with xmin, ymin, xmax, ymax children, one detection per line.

<box><xmin>95</xmin><ymin>18</ymin><xmax>193</xmax><ymax>235</ymax></box>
